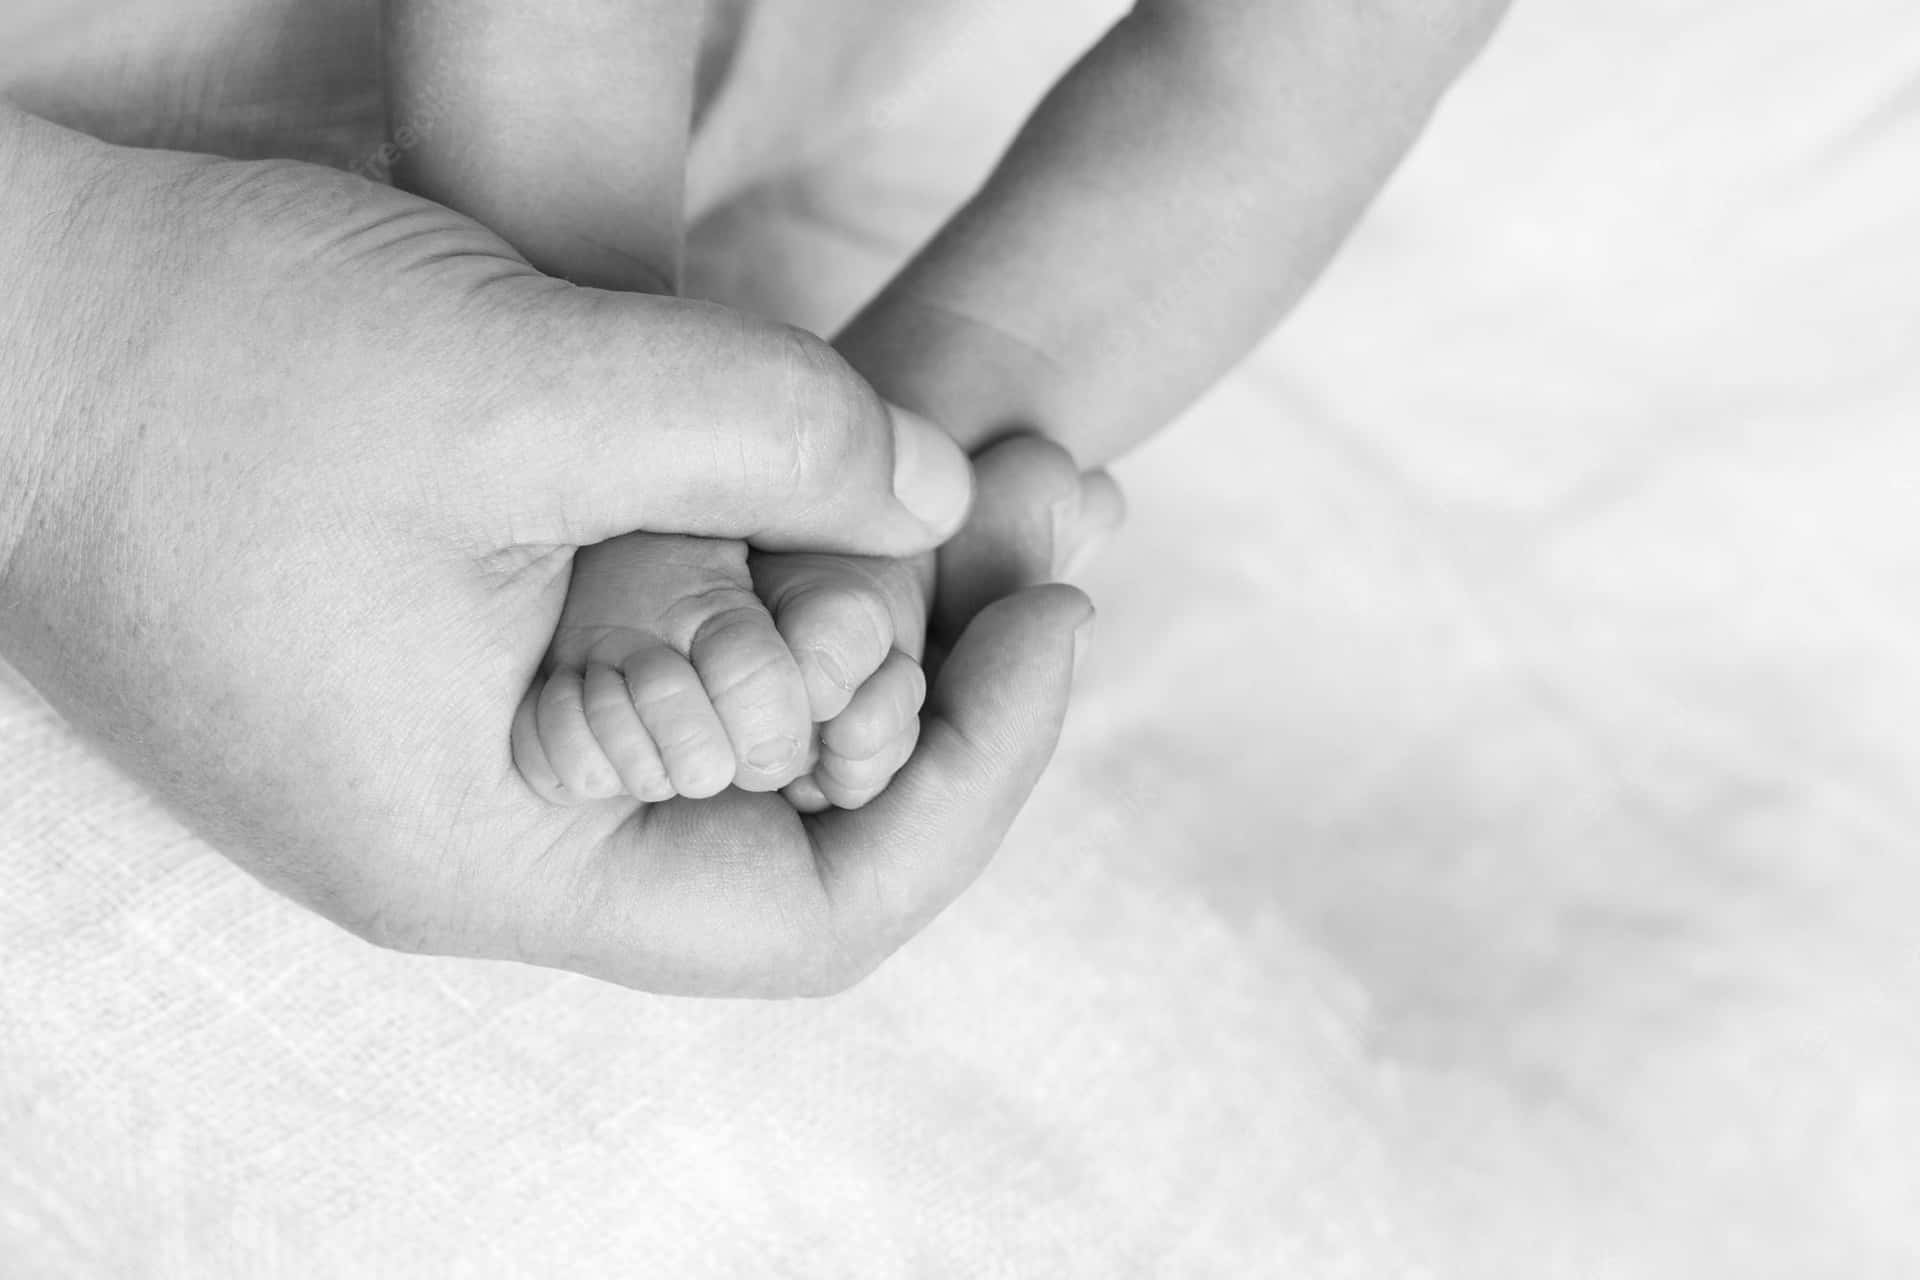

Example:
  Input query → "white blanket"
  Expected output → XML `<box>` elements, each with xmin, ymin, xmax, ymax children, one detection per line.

<box><xmin>4</xmin><ymin>1</ymin><xmax>1917</xmax><ymax>1273</ymax></box>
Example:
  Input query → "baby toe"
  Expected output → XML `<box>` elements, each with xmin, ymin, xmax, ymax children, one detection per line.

<box><xmin>817</xmin><ymin>716</ymin><xmax>922</xmax><ymax>811</ymax></box>
<box><xmin>511</xmin><ymin>681</ymin><xmax>568</xmax><ymax>805</ymax></box>
<box><xmin>689</xmin><ymin>603</ymin><xmax>812</xmax><ymax>792</ymax></box>
<box><xmin>582</xmin><ymin>662</ymin><xmax>674</xmax><ymax>803</ymax></box>
<box><xmin>533</xmin><ymin>666</ymin><xmax>624</xmax><ymax>801</ymax></box>
<box><xmin>933</xmin><ymin>435</ymin><xmax>1085</xmax><ymax>639</ymax></box>
<box><xmin>781</xmin><ymin>772</ymin><xmax>833</xmax><ymax>816</ymax></box>
<box><xmin>811</xmin><ymin>651</ymin><xmax>927</xmax><ymax>809</ymax></box>
<box><xmin>819</xmin><ymin>650</ymin><xmax>928</xmax><ymax>767</ymax></box>
<box><xmin>623</xmin><ymin>645</ymin><xmax>736</xmax><ymax>800</ymax></box>
<box><xmin>756</xmin><ymin>556</ymin><xmax>899</xmax><ymax>723</ymax></box>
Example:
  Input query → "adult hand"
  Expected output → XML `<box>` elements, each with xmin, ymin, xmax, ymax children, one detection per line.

<box><xmin>0</xmin><ymin>104</ymin><xmax>1089</xmax><ymax>995</ymax></box>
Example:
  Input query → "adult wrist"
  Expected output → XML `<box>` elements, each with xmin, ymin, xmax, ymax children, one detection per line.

<box><xmin>0</xmin><ymin>100</ymin><xmax>61</xmax><ymax>595</ymax></box>
<box><xmin>0</xmin><ymin>103</ymin><xmax>172</xmax><ymax>618</ymax></box>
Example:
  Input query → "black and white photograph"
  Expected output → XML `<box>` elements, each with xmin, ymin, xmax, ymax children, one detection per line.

<box><xmin>1</xmin><ymin>1</ymin><xmax>1912</xmax><ymax>1274</ymax></box>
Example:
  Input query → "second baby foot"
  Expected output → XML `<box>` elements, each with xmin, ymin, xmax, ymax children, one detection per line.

<box><xmin>751</xmin><ymin>552</ymin><xmax>934</xmax><ymax>814</ymax></box>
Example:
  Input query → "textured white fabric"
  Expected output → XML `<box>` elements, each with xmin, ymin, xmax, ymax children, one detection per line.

<box><xmin>4</xmin><ymin>1</ymin><xmax>1919</xmax><ymax>1274</ymax></box>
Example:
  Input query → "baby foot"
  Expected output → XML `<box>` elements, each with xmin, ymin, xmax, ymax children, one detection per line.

<box><xmin>932</xmin><ymin>435</ymin><xmax>1124</xmax><ymax>642</ymax></box>
<box><xmin>751</xmin><ymin>552</ymin><xmax>933</xmax><ymax>813</ymax></box>
<box><xmin>514</xmin><ymin>532</ymin><xmax>806</xmax><ymax>803</ymax></box>
<box><xmin>515</xmin><ymin>532</ymin><xmax>926</xmax><ymax>810</ymax></box>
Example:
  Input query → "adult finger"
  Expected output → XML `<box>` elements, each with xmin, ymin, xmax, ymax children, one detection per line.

<box><xmin>458</xmin><ymin>290</ymin><xmax>974</xmax><ymax>558</ymax></box>
<box><xmin>806</xmin><ymin>582</ymin><xmax>1092</xmax><ymax>984</ymax></box>
<box><xmin>388</xmin><ymin>5</ymin><xmax>969</xmax><ymax>559</ymax></box>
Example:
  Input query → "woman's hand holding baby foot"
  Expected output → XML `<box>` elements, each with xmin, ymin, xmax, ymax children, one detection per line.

<box><xmin>537</xmin><ymin>429</ymin><xmax>1119</xmax><ymax>817</ymax></box>
<box><xmin>519</xmin><ymin>429</ymin><xmax>1114</xmax><ymax>818</ymax></box>
<box><xmin>0</xmin><ymin>98</ymin><xmax>1095</xmax><ymax>995</ymax></box>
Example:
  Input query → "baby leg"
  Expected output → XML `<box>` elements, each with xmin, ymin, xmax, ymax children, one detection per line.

<box><xmin>386</xmin><ymin>0</ymin><xmax>700</xmax><ymax>291</ymax></box>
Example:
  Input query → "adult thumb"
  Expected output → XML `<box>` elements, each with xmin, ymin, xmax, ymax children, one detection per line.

<box><xmin>459</xmin><ymin>287</ymin><xmax>975</xmax><ymax>556</ymax></box>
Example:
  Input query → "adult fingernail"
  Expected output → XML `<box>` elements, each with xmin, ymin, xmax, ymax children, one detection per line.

<box><xmin>891</xmin><ymin>406</ymin><xmax>972</xmax><ymax>535</ymax></box>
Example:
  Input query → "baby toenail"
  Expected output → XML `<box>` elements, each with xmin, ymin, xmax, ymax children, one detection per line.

<box><xmin>808</xmin><ymin>648</ymin><xmax>854</xmax><ymax>692</ymax></box>
<box><xmin>748</xmin><ymin>738</ymin><xmax>803</xmax><ymax>772</ymax></box>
